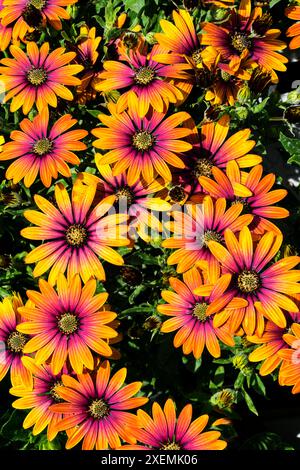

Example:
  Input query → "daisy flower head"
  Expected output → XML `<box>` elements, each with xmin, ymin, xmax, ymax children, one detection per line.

<box><xmin>207</xmin><ymin>227</ymin><xmax>300</xmax><ymax>336</ymax></box>
<box><xmin>158</xmin><ymin>267</ymin><xmax>246</xmax><ymax>359</ymax></box>
<box><xmin>286</xmin><ymin>1</ymin><xmax>300</xmax><ymax>49</ymax></box>
<box><xmin>278</xmin><ymin>321</ymin><xmax>300</xmax><ymax>394</ymax></box>
<box><xmin>10</xmin><ymin>357</ymin><xmax>73</xmax><ymax>441</ymax></box>
<box><xmin>185</xmin><ymin>115</ymin><xmax>262</xmax><ymax>188</ymax></box>
<box><xmin>21</xmin><ymin>181</ymin><xmax>129</xmax><ymax>285</ymax></box>
<box><xmin>199</xmin><ymin>161</ymin><xmax>289</xmax><ymax>236</ymax></box>
<box><xmin>247</xmin><ymin>308</ymin><xmax>299</xmax><ymax>376</ymax></box>
<box><xmin>17</xmin><ymin>274</ymin><xmax>119</xmax><ymax>374</ymax></box>
<box><xmin>120</xmin><ymin>398</ymin><xmax>227</xmax><ymax>450</ymax></box>
<box><xmin>0</xmin><ymin>0</ymin><xmax>78</xmax><ymax>35</ymax></box>
<box><xmin>0</xmin><ymin>107</ymin><xmax>88</xmax><ymax>188</ymax></box>
<box><xmin>50</xmin><ymin>361</ymin><xmax>149</xmax><ymax>450</ymax></box>
<box><xmin>92</xmin><ymin>99</ymin><xmax>193</xmax><ymax>185</ymax></box>
<box><xmin>0</xmin><ymin>294</ymin><xmax>32</xmax><ymax>388</ymax></box>
<box><xmin>94</xmin><ymin>44</ymin><xmax>191</xmax><ymax>117</ymax></box>
<box><xmin>200</xmin><ymin>0</ymin><xmax>288</xmax><ymax>81</ymax></box>
<box><xmin>162</xmin><ymin>195</ymin><xmax>253</xmax><ymax>277</ymax></box>
<box><xmin>0</xmin><ymin>42</ymin><xmax>83</xmax><ymax>114</ymax></box>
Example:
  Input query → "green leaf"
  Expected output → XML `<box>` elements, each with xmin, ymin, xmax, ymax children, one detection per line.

<box><xmin>243</xmin><ymin>389</ymin><xmax>258</xmax><ymax>416</ymax></box>
<box><xmin>279</xmin><ymin>132</ymin><xmax>300</xmax><ymax>166</ymax></box>
<box><xmin>124</xmin><ymin>0</ymin><xmax>145</xmax><ymax>14</ymax></box>
<box><xmin>252</xmin><ymin>97</ymin><xmax>269</xmax><ymax>114</ymax></box>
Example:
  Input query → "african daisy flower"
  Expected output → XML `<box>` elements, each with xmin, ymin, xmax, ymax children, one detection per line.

<box><xmin>158</xmin><ymin>267</ymin><xmax>246</xmax><ymax>359</ymax></box>
<box><xmin>120</xmin><ymin>399</ymin><xmax>227</xmax><ymax>450</ymax></box>
<box><xmin>92</xmin><ymin>100</ymin><xmax>192</xmax><ymax>185</ymax></box>
<box><xmin>247</xmin><ymin>309</ymin><xmax>299</xmax><ymax>376</ymax></box>
<box><xmin>0</xmin><ymin>0</ymin><xmax>77</xmax><ymax>33</ymax></box>
<box><xmin>286</xmin><ymin>1</ymin><xmax>300</xmax><ymax>49</ymax></box>
<box><xmin>94</xmin><ymin>44</ymin><xmax>191</xmax><ymax>117</ymax></box>
<box><xmin>162</xmin><ymin>195</ymin><xmax>253</xmax><ymax>276</ymax></box>
<box><xmin>184</xmin><ymin>115</ymin><xmax>262</xmax><ymax>185</ymax></box>
<box><xmin>200</xmin><ymin>0</ymin><xmax>288</xmax><ymax>81</ymax></box>
<box><xmin>75</xmin><ymin>25</ymin><xmax>102</xmax><ymax>104</ymax></box>
<box><xmin>0</xmin><ymin>42</ymin><xmax>83</xmax><ymax>114</ymax></box>
<box><xmin>0</xmin><ymin>107</ymin><xmax>88</xmax><ymax>188</ymax></box>
<box><xmin>207</xmin><ymin>227</ymin><xmax>300</xmax><ymax>336</ymax></box>
<box><xmin>278</xmin><ymin>322</ymin><xmax>300</xmax><ymax>394</ymax></box>
<box><xmin>199</xmin><ymin>162</ymin><xmax>289</xmax><ymax>235</ymax></box>
<box><xmin>17</xmin><ymin>274</ymin><xmax>119</xmax><ymax>374</ymax></box>
<box><xmin>0</xmin><ymin>294</ymin><xmax>32</xmax><ymax>388</ymax></box>
<box><xmin>10</xmin><ymin>357</ymin><xmax>72</xmax><ymax>441</ymax></box>
<box><xmin>77</xmin><ymin>164</ymin><xmax>171</xmax><ymax>243</ymax></box>
<box><xmin>50</xmin><ymin>361</ymin><xmax>149</xmax><ymax>450</ymax></box>
<box><xmin>21</xmin><ymin>182</ymin><xmax>129</xmax><ymax>285</ymax></box>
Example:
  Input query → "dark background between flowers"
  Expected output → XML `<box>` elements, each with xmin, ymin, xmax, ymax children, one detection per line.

<box><xmin>0</xmin><ymin>0</ymin><xmax>300</xmax><ymax>450</ymax></box>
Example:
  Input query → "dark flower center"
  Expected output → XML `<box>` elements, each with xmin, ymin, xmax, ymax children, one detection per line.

<box><xmin>231</xmin><ymin>197</ymin><xmax>250</xmax><ymax>213</ymax></box>
<box><xmin>116</xmin><ymin>186</ymin><xmax>135</xmax><ymax>205</ymax></box>
<box><xmin>33</xmin><ymin>138</ymin><xmax>53</xmax><ymax>156</ymax></box>
<box><xmin>27</xmin><ymin>67</ymin><xmax>48</xmax><ymax>86</ymax></box>
<box><xmin>134</xmin><ymin>66</ymin><xmax>155</xmax><ymax>85</ymax></box>
<box><xmin>161</xmin><ymin>441</ymin><xmax>181</xmax><ymax>450</ymax></box>
<box><xmin>193</xmin><ymin>302</ymin><xmax>208</xmax><ymax>322</ymax></box>
<box><xmin>193</xmin><ymin>158</ymin><xmax>213</xmax><ymax>178</ymax></box>
<box><xmin>220</xmin><ymin>70</ymin><xmax>231</xmax><ymax>82</ymax></box>
<box><xmin>231</xmin><ymin>32</ymin><xmax>252</xmax><ymax>53</ymax></box>
<box><xmin>65</xmin><ymin>224</ymin><xmax>88</xmax><ymax>247</ymax></box>
<box><xmin>49</xmin><ymin>380</ymin><xmax>64</xmax><ymax>402</ymax></box>
<box><xmin>237</xmin><ymin>270</ymin><xmax>260</xmax><ymax>293</ymax></box>
<box><xmin>7</xmin><ymin>331</ymin><xmax>27</xmax><ymax>352</ymax></box>
<box><xmin>28</xmin><ymin>0</ymin><xmax>46</xmax><ymax>9</ymax></box>
<box><xmin>58</xmin><ymin>313</ymin><xmax>78</xmax><ymax>335</ymax></box>
<box><xmin>88</xmin><ymin>399</ymin><xmax>110</xmax><ymax>419</ymax></box>
<box><xmin>252</xmin><ymin>13</ymin><xmax>273</xmax><ymax>35</ymax></box>
<box><xmin>132</xmin><ymin>131</ymin><xmax>154</xmax><ymax>151</ymax></box>
<box><xmin>191</xmin><ymin>48</ymin><xmax>202</xmax><ymax>65</ymax></box>
<box><xmin>202</xmin><ymin>230</ymin><xmax>223</xmax><ymax>247</ymax></box>
<box><xmin>168</xmin><ymin>185</ymin><xmax>186</xmax><ymax>203</ymax></box>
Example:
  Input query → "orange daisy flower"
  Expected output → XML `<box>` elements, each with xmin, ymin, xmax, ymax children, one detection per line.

<box><xmin>158</xmin><ymin>267</ymin><xmax>246</xmax><ymax>359</ymax></box>
<box><xmin>207</xmin><ymin>227</ymin><xmax>300</xmax><ymax>336</ymax></box>
<box><xmin>120</xmin><ymin>399</ymin><xmax>227</xmax><ymax>450</ymax></box>
<box><xmin>74</xmin><ymin>25</ymin><xmax>102</xmax><ymax>104</ymax></box>
<box><xmin>92</xmin><ymin>99</ymin><xmax>192</xmax><ymax>185</ymax></box>
<box><xmin>286</xmin><ymin>1</ymin><xmax>300</xmax><ymax>49</ymax></box>
<box><xmin>50</xmin><ymin>361</ymin><xmax>149</xmax><ymax>450</ymax></box>
<box><xmin>199</xmin><ymin>162</ymin><xmax>289</xmax><ymax>235</ymax></box>
<box><xmin>247</xmin><ymin>310</ymin><xmax>299</xmax><ymax>376</ymax></box>
<box><xmin>0</xmin><ymin>107</ymin><xmax>88</xmax><ymax>188</ymax></box>
<box><xmin>21</xmin><ymin>182</ymin><xmax>129</xmax><ymax>285</ymax></box>
<box><xmin>162</xmin><ymin>195</ymin><xmax>253</xmax><ymax>276</ymax></box>
<box><xmin>278</xmin><ymin>322</ymin><xmax>300</xmax><ymax>393</ymax></box>
<box><xmin>94</xmin><ymin>44</ymin><xmax>191</xmax><ymax>117</ymax></box>
<box><xmin>0</xmin><ymin>42</ymin><xmax>83</xmax><ymax>114</ymax></box>
<box><xmin>17</xmin><ymin>274</ymin><xmax>119</xmax><ymax>374</ymax></box>
<box><xmin>0</xmin><ymin>294</ymin><xmax>32</xmax><ymax>388</ymax></box>
<box><xmin>0</xmin><ymin>0</ymin><xmax>77</xmax><ymax>37</ymax></box>
<box><xmin>10</xmin><ymin>357</ymin><xmax>72</xmax><ymax>442</ymax></box>
<box><xmin>200</xmin><ymin>0</ymin><xmax>288</xmax><ymax>81</ymax></box>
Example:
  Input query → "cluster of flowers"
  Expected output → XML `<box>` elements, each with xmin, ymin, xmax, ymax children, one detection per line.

<box><xmin>0</xmin><ymin>0</ymin><xmax>299</xmax><ymax>450</ymax></box>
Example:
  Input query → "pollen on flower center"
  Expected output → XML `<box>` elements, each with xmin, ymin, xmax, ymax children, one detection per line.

<box><xmin>49</xmin><ymin>380</ymin><xmax>63</xmax><ymax>402</ymax></box>
<box><xmin>202</xmin><ymin>230</ymin><xmax>223</xmax><ymax>247</ymax></box>
<box><xmin>193</xmin><ymin>158</ymin><xmax>213</xmax><ymax>178</ymax></box>
<box><xmin>65</xmin><ymin>224</ymin><xmax>88</xmax><ymax>247</ymax></box>
<box><xmin>33</xmin><ymin>138</ymin><xmax>53</xmax><ymax>156</ymax></box>
<box><xmin>116</xmin><ymin>186</ymin><xmax>135</xmax><ymax>205</ymax></box>
<box><xmin>7</xmin><ymin>331</ymin><xmax>27</xmax><ymax>352</ymax></box>
<box><xmin>231</xmin><ymin>197</ymin><xmax>250</xmax><ymax>213</ymax></box>
<box><xmin>58</xmin><ymin>313</ymin><xmax>78</xmax><ymax>335</ymax></box>
<box><xmin>231</xmin><ymin>32</ymin><xmax>252</xmax><ymax>53</ymax></box>
<box><xmin>27</xmin><ymin>67</ymin><xmax>48</xmax><ymax>86</ymax></box>
<box><xmin>191</xmin><ymin>48</ymin><xmax>202</xmax><ymax>65</ymax></box>
<box><xmin>88</xmin><ymin>399</ymin><xmax>110</xmax><ymax>419</ymax></box>
<box><xmin>169</xmin><ymin>185</ymin><xmax>186</xmax><ymax>203</ymax></box>
<box><xmin>237</xmin><ymin>270</ymin><xmax>260</xmax><ymax>293</ymax></box>
<box><xmin>161</xmin><ymin>441</ymin><xmax>181</xmax><ymax>450</ymax></box>
<box><xmin>193</xmin><ymin>302</ymin><xmax>208</xmax><ymax>322</ymax></box>
<box><xmin>28</xmin><ymin>0</ymin><xmax>46</xmax><ymax>9</ymax></box>
<box><xmin>134</xmin><ymin>66</ymin><xmax>155</xmax><ymax>85</ymax></box>
<box><xmin>221</xmin><ymin>70</ymin><xmax>231</xmax><ymax>82</ymax></box>
<box><xmin>132</xmin><ymin>131</ymin><xmax>154</xmax><ymax>151</ymax></box>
